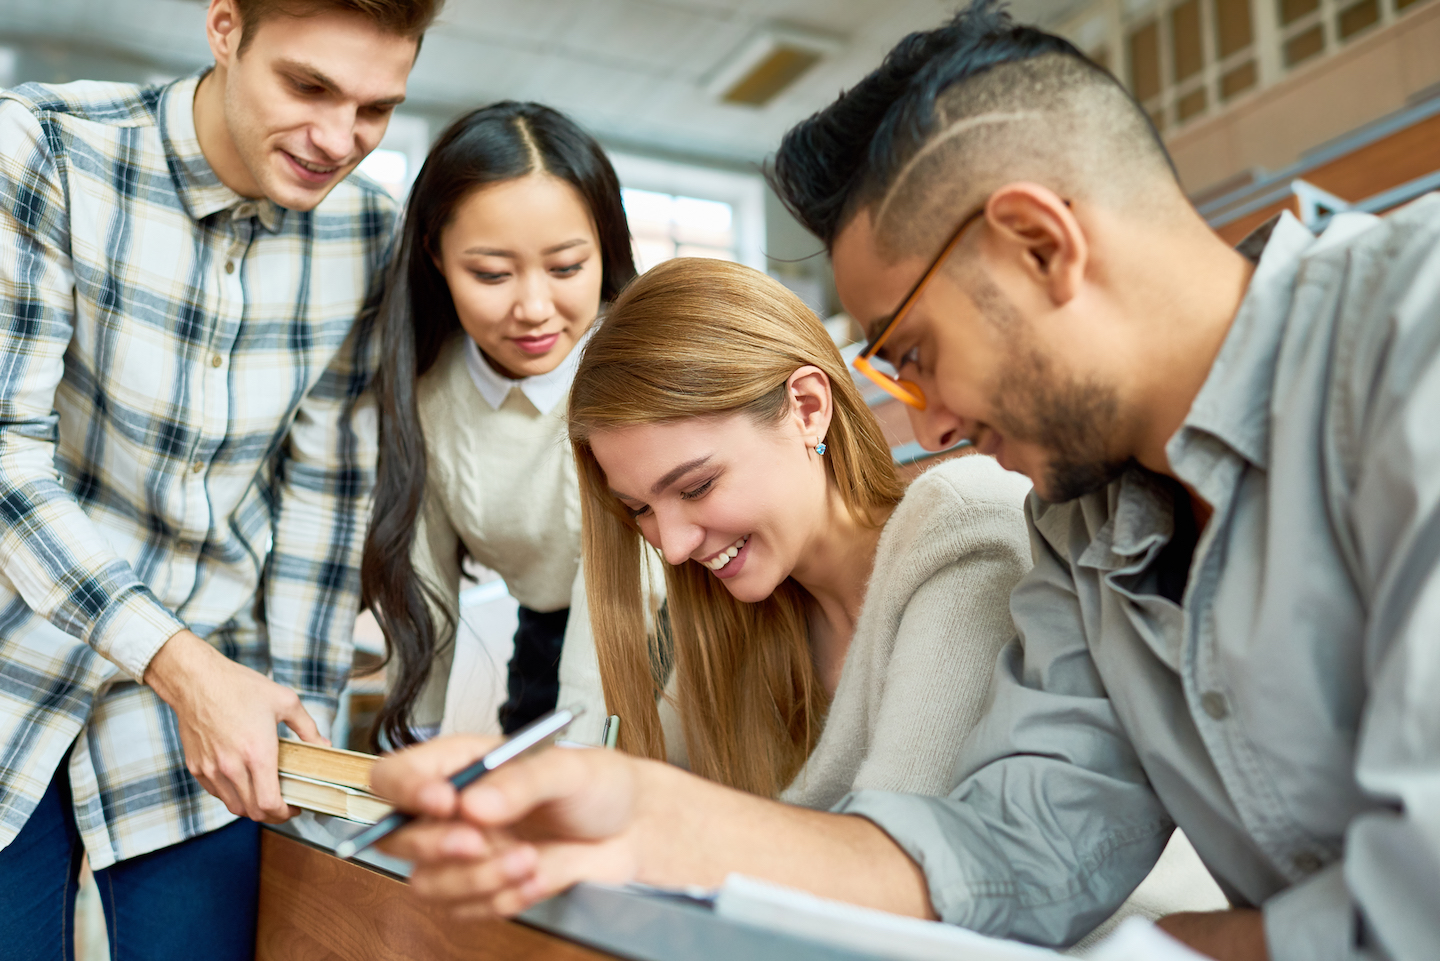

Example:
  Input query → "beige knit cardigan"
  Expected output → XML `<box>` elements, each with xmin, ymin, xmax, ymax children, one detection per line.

<box><xmin>777</xmin><ymin>453</ymin><xmax>1033</xmax><ymax>807</ymax></box>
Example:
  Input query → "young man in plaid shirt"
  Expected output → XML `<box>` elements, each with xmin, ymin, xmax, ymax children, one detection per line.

<box><xmin>0</xmin><ymin>0</ymin><xmax>440</xmax><ymax>955</ymax></box>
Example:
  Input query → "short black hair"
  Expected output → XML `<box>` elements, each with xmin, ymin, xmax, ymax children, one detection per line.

<box><xmin>769</xmin><ymin>1</ymin><xmax>1167</xmax><ymax>250</ymax></box>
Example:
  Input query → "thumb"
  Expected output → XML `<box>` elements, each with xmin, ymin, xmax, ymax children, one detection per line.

<box><xmin>371</xmin><ymin>735</ymin><xmax>504</xmax><ymax>817</ymax></box>
<box><xmin>459</xmin><ymin>746</ymin><xmax>595</xmax><ymax>829</ymax></box>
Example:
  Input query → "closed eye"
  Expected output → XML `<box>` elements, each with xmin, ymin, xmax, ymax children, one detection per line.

<box><xmin>679</xmin><ymin>478</ymin><xmax>714</xmax><ymax>500</ymax></box>
<box><xmin>470</xmin><ymin>270</ymin><xmax>510</xmax><ymax>283</ymax></box>
<box><xmin>624</xmin><ymin>502</ymin><xmax>650</xmax><ymax>519</ymax></box>
<box><xmin>551</xmin><ymin>262</ymin><xmax>584</xmax><ymax>277</ymax></box>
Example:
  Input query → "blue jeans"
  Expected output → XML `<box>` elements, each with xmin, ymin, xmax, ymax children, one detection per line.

<box><xmin>0</xmin><ymin>759</ymin><xmax>259</xmax><ymax>961</ymax></box>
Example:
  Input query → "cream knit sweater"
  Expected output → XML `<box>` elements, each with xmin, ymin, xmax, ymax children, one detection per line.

<box><xmin>778</xmin><ymin>453</ymin><xmax>1032</xmax><ymax>808</ymax></box>
<box><xmin>408</xmin><ymin>334</ymin><xmax>583</xmax><ymax>728</ymax></box>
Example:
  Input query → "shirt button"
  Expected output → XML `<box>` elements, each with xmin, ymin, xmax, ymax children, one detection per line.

<box><xmin>1293</xmin><ymin>851</ymin><xmax>1324</xmax><ymax>874</ymax></box>
<box><xmin>1201</xmin><ymin>691</ymin><xmax>1230</xmax><ymax>720</ymax></box>
<box><xmin>225</xmin><ymin>261</ymin><xmax>236</xmax><ymax>274</ymax></box>
<box><xmin>211</xmin><ymin>354</ymin><xmax>224</xmax><ymax>368</ymax></box>
<box><xmin>191</xmin><ymin>460</ymin><xmax>204</xmax><ymax>474</ymax></box>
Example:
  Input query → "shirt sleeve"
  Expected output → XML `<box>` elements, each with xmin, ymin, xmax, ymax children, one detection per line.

<box><xmin>836</xmin><ymin>497</ymin><xmax>1172</xmax><ymax>949</ymax></box>
<box><xmin>0</xmin><ymin>95</ymin><xmax>186</xmax><ymax>682</ymax></box>
<box><xmin>261</xmin><ymin>296</ymin><xmax>382</xmax><ymax>734</ymax></box>
<box><xmin>1280</xmin><ymin>202</ymin><xmax>1440</xmax><ymax>961</ymax></box>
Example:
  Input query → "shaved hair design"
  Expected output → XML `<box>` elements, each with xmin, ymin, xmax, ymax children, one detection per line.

<box><xmin>770</xmin><ymin>1</ymin><xmax>1184</xmax><ymax>260</ymax></box>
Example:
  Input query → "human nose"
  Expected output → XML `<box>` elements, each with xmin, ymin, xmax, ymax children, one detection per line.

<box><xmin>513</xmin><ymin>271</ymin><xmax>555</xmax><ymax>324</ymax></box>
<box><xmin>310</xmin><ymin>105</ymin><xmax>356</xmax><ymax>163</ymax></box>
<box><xmin>906</xmin><ymin>398</ymin><xmax>969</xmax><ymax>452</ymax></box>
<box><xmin>651</xmin><ymin>507</ymin><xmax>705</xmax><ymax>566</ymax></box>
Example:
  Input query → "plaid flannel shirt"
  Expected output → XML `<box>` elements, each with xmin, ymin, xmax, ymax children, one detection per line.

<box><xmin>0</xmin><ymin>74</ymin><xmax>392</xmax><ymax>868</ymax></box>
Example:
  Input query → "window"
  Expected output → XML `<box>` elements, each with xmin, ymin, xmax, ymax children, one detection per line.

<box><xmin>1128</xmin><ymin>20</ymin><xmax>1163</xmax><ymax>103</ymax></box>
<box><xmin>608</xmin><ymin>152</ymin><xmax>766</xmax><ymax>274</ymax></box>
<box><xmin>1082</xmin><ymin>0</ymin><xmax>1432</xmax><ymax>131</ymax></box>
<box><xmin>1126</xmin><ymin>0</ymin><xmax>1255</xmax><ymax>129</ymax></box>
<box><xmin>356</xmin><ymin>114</ymin><xmax>429</xmax><ymax>201</ymax></box>
<box><xmin>1215</xmin><ymin>0</ymin><xmax>1255</xmax><ymax>55</ymax></box>
<box><xmin>1337</xmin><ymin>0</ymin><xmax>1381</xmax><ymax>36</ymax></box>
<box><xmin>1171</xmin><ymin>0</ymin><xmax>1206</xmax><ymax>82</ymax></box>
<box><xmin>1283</xmin><ymin>23</ymin><xmax>1327</xmax><ymax>62</ymax></box>
<box><xmin>356</xmin><ymin>149</ymin><xmax>410</xmax><ymax>201</ymax></box>
<box><xmin>622</xmin><ymin>189</ymin><xmax>737</xmax><ymax>273</ymax></box>
<box><xmin>1279</xmin><ymin>0</ymin><xmax>1321</xmax><ymax>22</ymax></box>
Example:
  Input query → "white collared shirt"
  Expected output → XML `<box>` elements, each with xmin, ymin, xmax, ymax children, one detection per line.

<box><xmin>462</xmin><ymin>325</ymin><xmax>594</xmax><ymax>415</ymax></box>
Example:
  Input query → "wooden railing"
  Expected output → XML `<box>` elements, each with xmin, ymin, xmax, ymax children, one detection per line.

<box><xmin>1202</xmin><ymin>93</ymin><xmax>1440</xmax><ymax>243</ymax></box>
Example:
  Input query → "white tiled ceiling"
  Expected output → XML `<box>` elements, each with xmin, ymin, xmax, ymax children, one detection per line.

<box><xmin>0</xmin><ymin>0</ymin><xmax>1091</xmax><ymax>163</ymax></box>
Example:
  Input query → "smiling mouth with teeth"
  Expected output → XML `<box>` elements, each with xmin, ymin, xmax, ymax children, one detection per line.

<box><xmin>289</xmin><ymin>152</ymin><xmax>338</xmax><ymax>175</ymax></box>
<box><xmin>701</xmin><ymin>535</ymin><xmax>748</xmax><ymax>572</ymax></box>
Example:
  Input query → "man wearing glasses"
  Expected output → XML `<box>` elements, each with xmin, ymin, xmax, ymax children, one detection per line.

<box><xmin>365</xmin><ymin>4</ymin><xmax>1440</xmax><ymax>960</ymax></box>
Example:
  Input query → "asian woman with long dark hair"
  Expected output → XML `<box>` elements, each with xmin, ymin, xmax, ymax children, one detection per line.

<box><xmin>361</xmin><ymin>102</ymin><xmax>636</xmax><ymax>747</ymax></box>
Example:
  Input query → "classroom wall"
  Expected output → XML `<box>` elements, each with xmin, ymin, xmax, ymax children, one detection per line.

<box><xmin>1165</xmin><ymin>1</ymin><xmax>1440</xmax><ymax>194</ymax></box>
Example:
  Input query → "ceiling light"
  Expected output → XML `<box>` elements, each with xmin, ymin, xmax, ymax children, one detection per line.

<box><xmin>706</xmin><ymin>24</ymin><xmax>844</xmax><ymax>108</ymax></box>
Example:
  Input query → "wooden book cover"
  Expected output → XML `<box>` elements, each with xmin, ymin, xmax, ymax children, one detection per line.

<box><xmin>280</xmin><ymin>773</ymin><xmax>392</xmax><ymax>824</ymax></box>
<box><xmin>278</xmin><ymin>738</ymin><xmax>377</xmax><ymax>791</ymax></box>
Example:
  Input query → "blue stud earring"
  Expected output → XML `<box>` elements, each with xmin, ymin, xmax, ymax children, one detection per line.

<box><xmin>815</xmin><ymin>441</ymin><xmax>827</xmax><ymax>456</ymax></box>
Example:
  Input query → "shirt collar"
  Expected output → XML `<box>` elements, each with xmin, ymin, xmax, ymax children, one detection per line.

<box><xmin>158</xmin><ymin>71</ymin><xmax>285</xmax><ymax>232</ymax></box>
<box><xmin>1167</xmin><ymin>211</ymin><xmax>1316</xmax><ymax>478</ymax></box>
<box><xmin>462</xmin><ymin>325</ymin><xmax>594</xmax><ymax>415</ymax></box>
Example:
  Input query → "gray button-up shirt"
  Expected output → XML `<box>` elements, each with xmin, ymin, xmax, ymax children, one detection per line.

<box><xmin>839</xmin><ymin>198</ymin><xmax>1440</xmax><ymax>961</ymax></box>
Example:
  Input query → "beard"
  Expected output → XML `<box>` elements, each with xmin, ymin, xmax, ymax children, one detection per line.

<box><xmin>970</xmin><ymin>275</ymin><xmax>1129</xmax><ymax>503</ymax></box>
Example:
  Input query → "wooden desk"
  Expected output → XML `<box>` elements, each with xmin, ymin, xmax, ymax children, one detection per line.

<box><xmin>255</xmin><ymin>830</ymin><xmax>615</xmax><ymax>961</ymax></box>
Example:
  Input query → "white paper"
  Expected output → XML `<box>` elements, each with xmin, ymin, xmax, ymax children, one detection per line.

<box><xmin>1080</xmin><ymin>917</ymin><xmax>1211</xmax><ymax>961</ymax></box>
<box><xmin>714</xmin><ymin>874</ymin><xmax>1062</xmax><ymax>960</ymax></box>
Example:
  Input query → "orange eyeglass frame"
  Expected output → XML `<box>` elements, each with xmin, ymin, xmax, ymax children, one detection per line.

<box><xmin>851</xmin><ymin>207</ymin><xmax>985</xmax><ymax>410</ymax></box>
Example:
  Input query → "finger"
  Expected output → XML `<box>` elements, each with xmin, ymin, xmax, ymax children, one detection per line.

<box><xmin>370</xmin><ymin>735</ymin><xmax>504</xmax><ymax>816</ymax></box>
<box><xmin>408</xmin><ymin>844</ymin><xmax>540</xmax><ymax>906</ymax></box>
<box><xmin>455</xmin><ymin>746</ymin><xmax>600</xmax><ymax>830</ymax></box>
<box><xmin>277</xmin><ymin>695</ymin><xmax>325</xmax><ymax>745</ymax></box>
<box><xmin>192</xmin><ymin>770</ymin><xmax>245</xmax><ymax>819</ymax></box>
<box><xmin>216</xmin><ymin>753</ymin><xmax>266</xmax><ymax>823</ymax></box>
<box><xmin>246</xmin><ymin>739</ymin><xmax>292</xmax><ymax>822</ymax></box>
<box><xmin>516</xmin><ymin>837</ymin><xmax>638</xmax><ymax>909</ymax></box>
<box><xmin>376</xmin><ymin>821</ymin><xmax>496</xmax><ymax>864</ymax></box>
<box><xmin>207</xmin><ymin>763</ymin><xmax>253</xmax><ymax>820</ymax></box>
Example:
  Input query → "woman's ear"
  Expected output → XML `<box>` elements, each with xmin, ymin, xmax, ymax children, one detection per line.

<box><xmin>786</xmin><ymin>365</ymin><xmax>834</xmax><ymax>448</ymax></box>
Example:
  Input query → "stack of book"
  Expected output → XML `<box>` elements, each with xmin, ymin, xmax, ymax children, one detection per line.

<box><xmin>277</xmin><ymin>739</ymin><xmax>391</xmax><ymax>824</ymax></box>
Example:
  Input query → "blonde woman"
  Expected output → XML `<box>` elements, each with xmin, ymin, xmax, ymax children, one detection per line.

<box><xmin>562</xmin><ymin>258</ymin><xmax>1225</xmax><ymax>936</ymax></box>
<box><xmin>566</xmin><ymin>256</ymin><xmax>1028</xmax><ymax>801</ymax></box>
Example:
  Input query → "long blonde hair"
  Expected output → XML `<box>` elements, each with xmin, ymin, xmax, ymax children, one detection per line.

<box><xmin>568</xmin><ymin>258</ymin><xmax>906</xmax><ymax>797</ymax></box>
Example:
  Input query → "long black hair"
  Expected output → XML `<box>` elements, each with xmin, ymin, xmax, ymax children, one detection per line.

<box><xmin>361</xmin><ymin>102</ymin><xmax>637</xmax><ymax>748</ymax></box>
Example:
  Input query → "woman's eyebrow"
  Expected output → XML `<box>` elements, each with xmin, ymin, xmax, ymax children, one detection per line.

<box><xmin>651</xmin><ymin>456</ymin><xmax>711</xmax><ymax>495</ymax></box>
<box><xmin>462</xmin><ymin>239</ymin><xmax>591</xmax><ymax>257</ymax></box>
<box><xmin>543</xmin><ymin>238</ymin><xmax>590</xmax><ymax>255</ymax></box>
